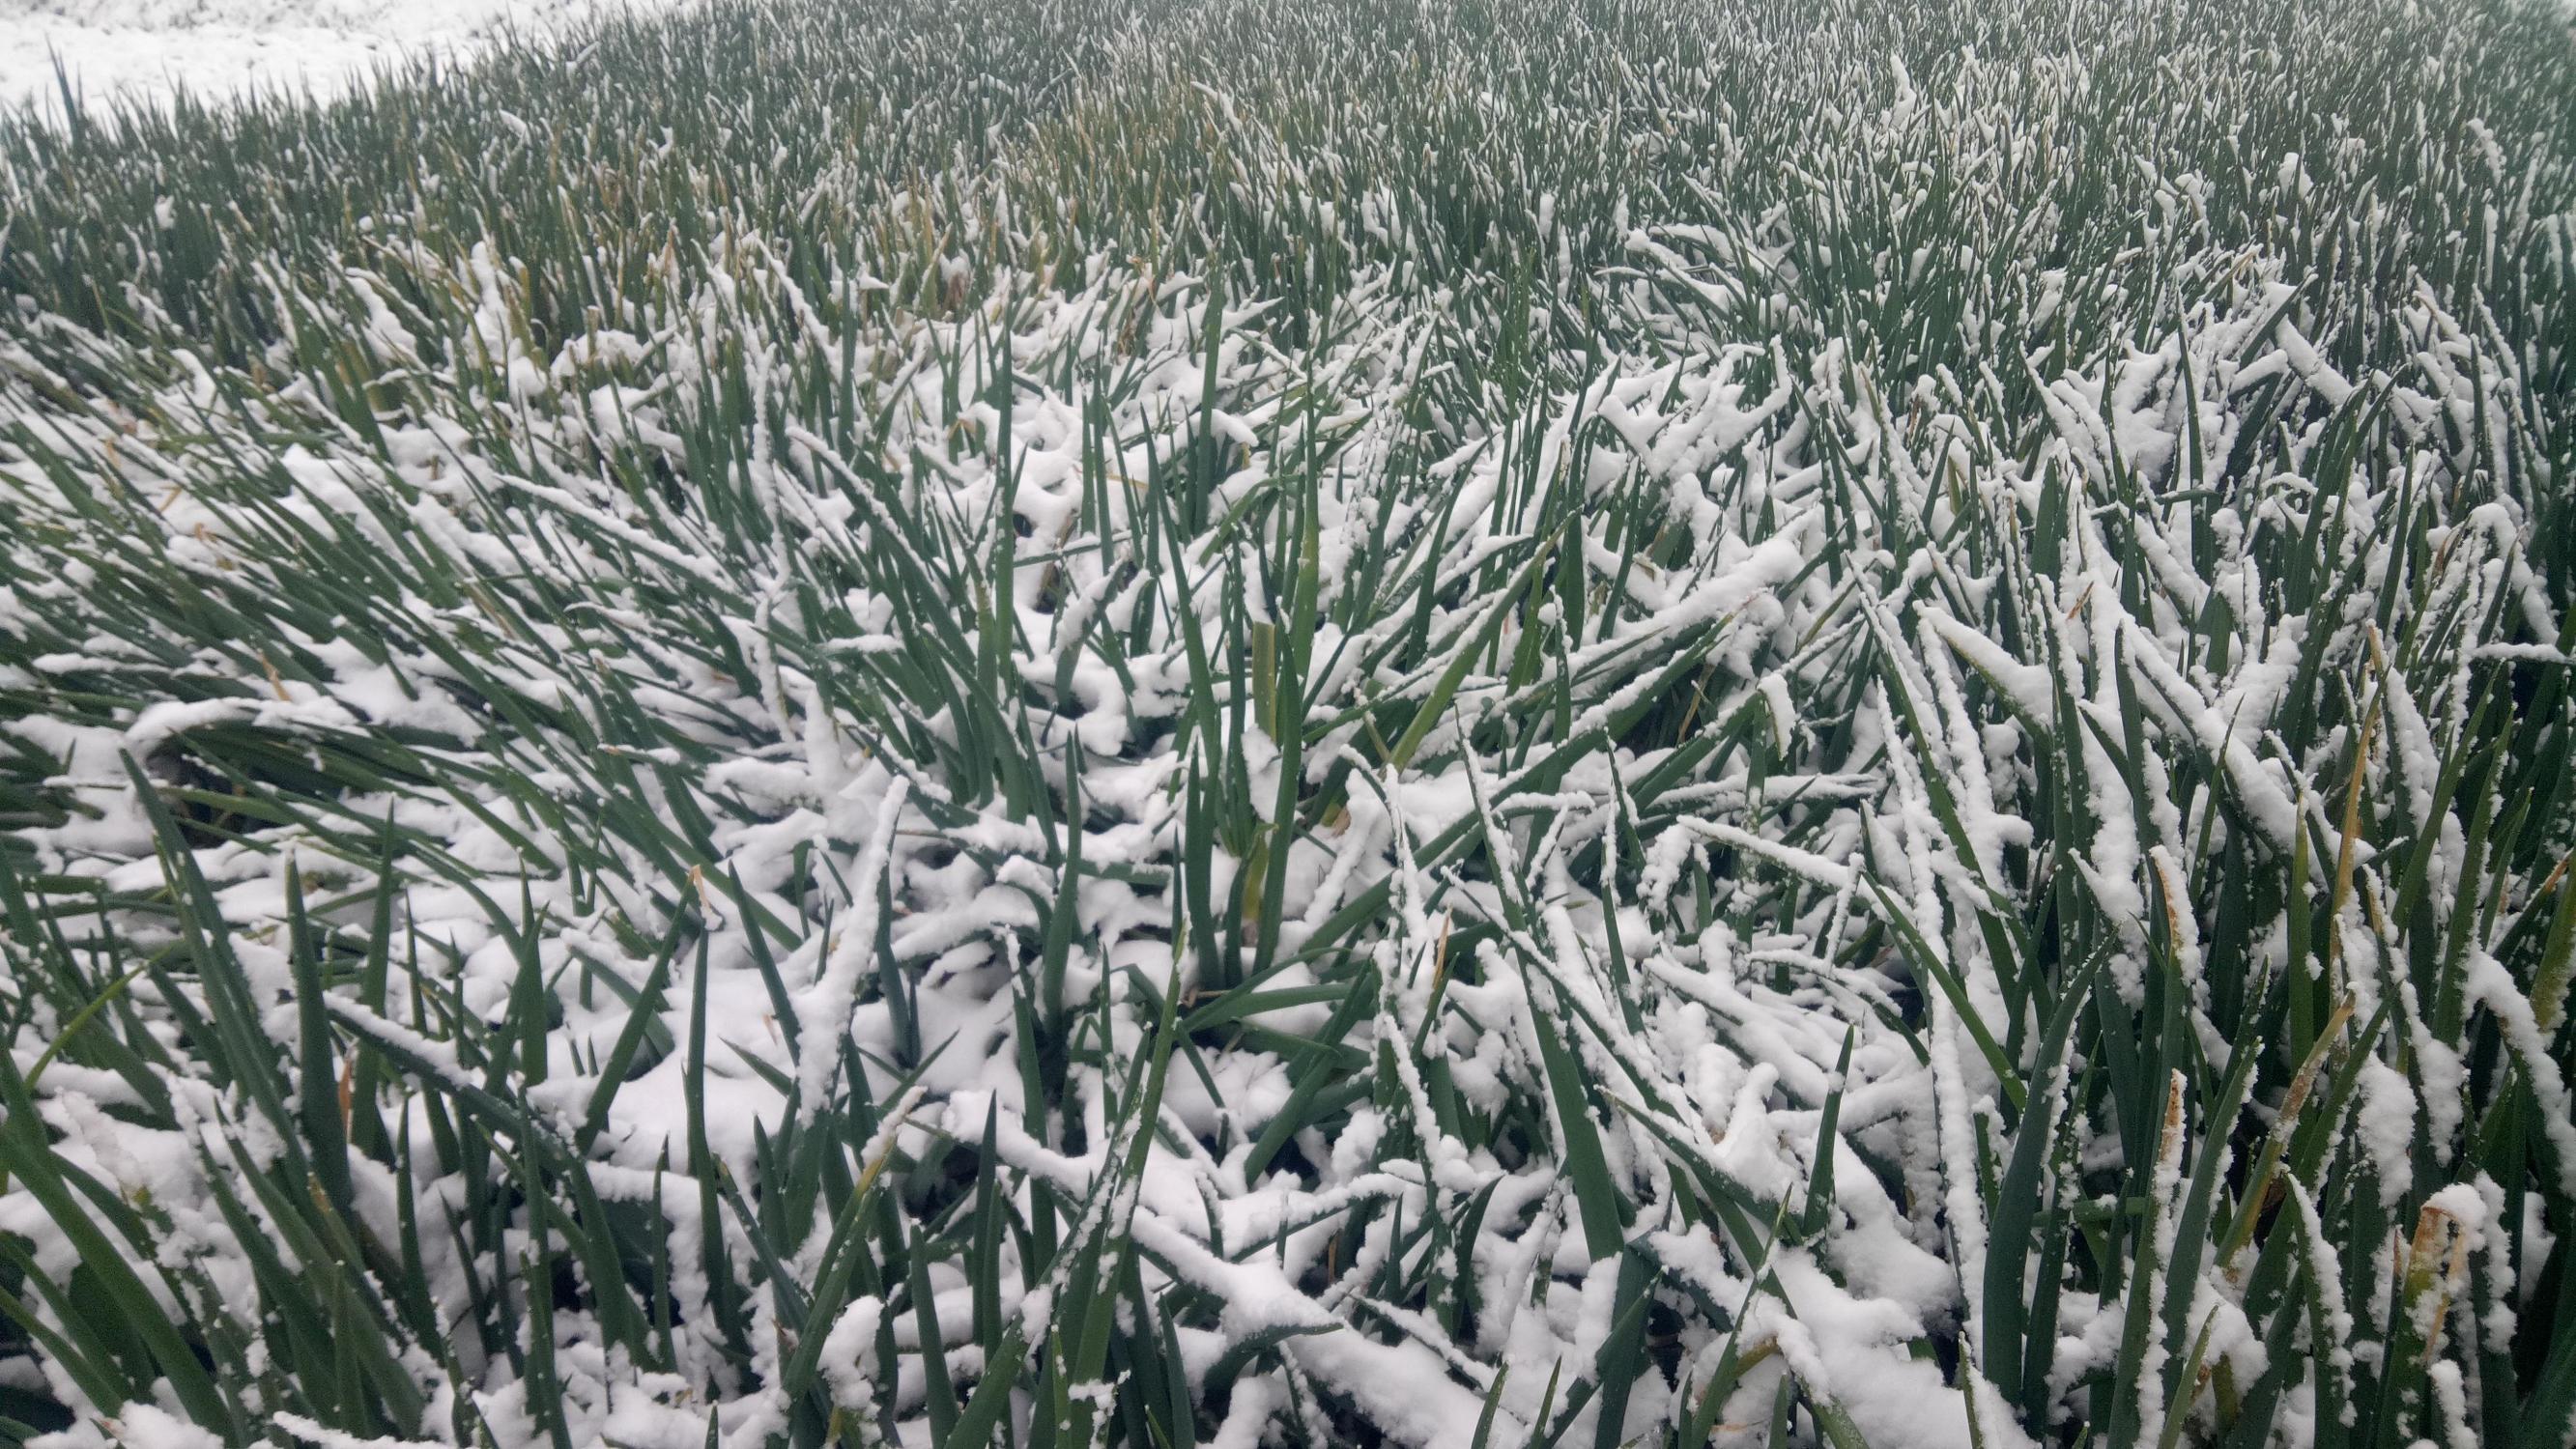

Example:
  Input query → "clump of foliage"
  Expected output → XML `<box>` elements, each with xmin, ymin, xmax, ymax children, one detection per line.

<box><xmin>1</xmin><ymin>0</ymin><xmax>2574</xmax><ymax>1446</ymax></box>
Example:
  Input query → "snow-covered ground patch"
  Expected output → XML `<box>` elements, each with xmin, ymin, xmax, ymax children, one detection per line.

<box><xmin>0</xmin><ymin>0</ymin><xmax>679</xmax><ymax>114</ymax></box>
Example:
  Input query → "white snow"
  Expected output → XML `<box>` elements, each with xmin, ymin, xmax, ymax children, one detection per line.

<box><xmin>0</xmin><ymin>0</ymin><xmax>685</xmax><ymax>116</ymax></box>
